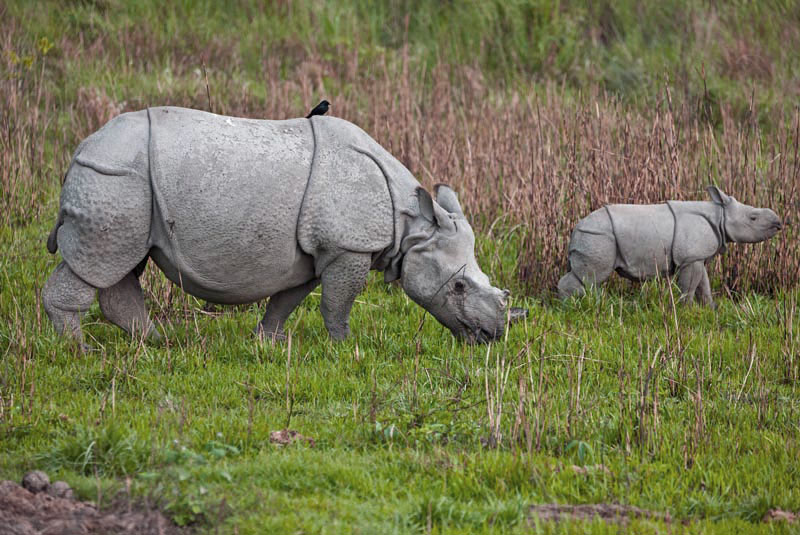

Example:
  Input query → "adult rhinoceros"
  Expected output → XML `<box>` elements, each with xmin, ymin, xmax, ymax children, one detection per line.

<box><xmin>43</xmin><ymin>107</ymin><xmax>512</xmax><ymax>348</ymax></box>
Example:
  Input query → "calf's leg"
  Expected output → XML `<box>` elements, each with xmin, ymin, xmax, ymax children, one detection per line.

<box><xmin>677</xmin><ymin>261</ymin><xmax>705</xmax><ymax>304</ymax></box>
<box><xmin>256</xmin><ymin>278</ymin><xmax>320</xmax><ymax>340</ymax></box>
<box><xmin>557</xmin><ymin>271</ymin><xmax>585</xmax><ymax>299</ymax></box>
<box><xmin>320</xmin><ymin>252</ymin><xmax>371</xmax><ymax>340</ymax></box>
<box><xmin>43</xmin><ymin>261</ymin><xmax>96</xmax><ymax>350</ymax></box>
<box><xmin>559</xmin><ymin>238</ymin><xmax>616</xmax><ymax>300</ymax></box>
<box><xmin>694</xmin><ymin>265</ymin><xmax>714</xmax><ymax>307</ymax></box>
<box><xmin>98</xmin><ymin>270</ymin><xmax>160</xmax><ymax>340</ymax></box>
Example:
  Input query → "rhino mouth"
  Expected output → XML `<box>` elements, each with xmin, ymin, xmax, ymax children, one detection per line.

<box><xmin>457</xmin><ymin>317</ymin><xmax>502</xmax><ymax>344</ymax></box>
<box><xmin>762</xmin><ymin>222</ymin><xmax>782</xmax><ymax>239</ymax></box>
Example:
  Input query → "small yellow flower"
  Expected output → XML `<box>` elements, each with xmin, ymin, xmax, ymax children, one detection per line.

<box><xmin>5</xmin><ymin>49</ymin><xmax>20</xmax><ymax>65</ymax></box>
<box><xmin>37</xmin><ymin>36</ymin><xmax>54</xmax><ymax>56</ymax></box>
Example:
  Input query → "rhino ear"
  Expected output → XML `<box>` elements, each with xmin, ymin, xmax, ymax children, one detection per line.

<box><xmin>707</xmin><ymin>186</ymin><xmax>731</xmax><ymax>206</ymax></box>
<box><xmin>417</xmin><ymin>187</ymin><xmax>436</xmax><ymax>222</ymax></box>
<box><xmin>417</xmin><ymin>187</ymin><xmax>455</xmax><ymax>230</ymax></box>
<box><xmin>434</xmin><ymin>183</ymin><xmax>464</xmax><ymax>217</ymax></box>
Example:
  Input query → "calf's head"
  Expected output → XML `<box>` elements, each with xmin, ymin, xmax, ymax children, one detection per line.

<box><xmin>708</xmin><ymin>186</ymin><xmax>783</xmax><ymax>243</ymax></box>
<box><xmin>399</xmin><ymin>185</ymin><xmax>510</xmax><ymax>343</ymax></box>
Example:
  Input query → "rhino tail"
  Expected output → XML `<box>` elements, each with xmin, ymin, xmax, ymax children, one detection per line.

<box><xmin>47</xmin><ymin>215</ymin><xmax>63</xmax><ymax>254</ymax></box>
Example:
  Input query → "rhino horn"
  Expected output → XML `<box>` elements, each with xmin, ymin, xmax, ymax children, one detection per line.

<box><xmin>434</xmin><ymin>183</ymin><xmax>464</xmax><ymax>217</ymax></box>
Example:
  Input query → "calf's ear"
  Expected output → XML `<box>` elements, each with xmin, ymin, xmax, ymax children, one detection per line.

<box><xmin>707</xmin><ymin>186</ymin><xmax>731</xmax><ymax>206</ymax></box>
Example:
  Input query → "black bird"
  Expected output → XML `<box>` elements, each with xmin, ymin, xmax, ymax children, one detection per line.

<box><xmin>306</xmin><ymin>100</ymin><xmax>330</xmax><ymax>118</ymax></box>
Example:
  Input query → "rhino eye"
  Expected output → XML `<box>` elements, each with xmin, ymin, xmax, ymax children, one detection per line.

<box><xmin>750</xmin><ymin>215</ymin><xmax>758</xmax><ymax>221</ymax></box>
<box><xmin>453</xmin><ymin>280</ymin><xmax>465</xmax><ymax>293</ymax></box>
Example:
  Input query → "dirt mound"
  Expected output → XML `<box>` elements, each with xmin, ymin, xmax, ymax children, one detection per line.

<box><xmin>528</xmin><ymin>503</ymin><xmax>671</xmax><ymax>525</ymax></box>
<box><xmin>0</xmin><ymin>473</ymin><xmax>183</xmax><ymax>535</ymax></box>
<box><xmin>269</xmin><ymin>429</ymin><xmax>315</xmax><ymax>447</ymax></box>
<box><xmin>763</xmin><ymin>509</ymin><xmax>798</xmax><ymax>523</ymax></box>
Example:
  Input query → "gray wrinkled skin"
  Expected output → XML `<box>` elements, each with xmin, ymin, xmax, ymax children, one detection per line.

<box><xmin>558</xmin><ymin>186</ymin><xmax>782</xmax><ymax>306</ymax></box>
<box><xmin>42</xmin><ymin>107</ymin><xmax>510</xmax><ymax>347</ymax></box>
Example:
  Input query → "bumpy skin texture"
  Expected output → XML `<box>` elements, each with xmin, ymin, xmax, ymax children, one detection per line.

<box><xmin>558</xmin><ymin>187</ymin><xmax>782</xmax><ymax>306</ymax></box>
<box><xmin>52</xmin><ymin>112</ymin><xmax>152</xmax><ymax>289</ymax></box>
<box><xmin>44</xmin><ymin>107</ymin><xmax>510</xmax><ymax>347</ymax></box>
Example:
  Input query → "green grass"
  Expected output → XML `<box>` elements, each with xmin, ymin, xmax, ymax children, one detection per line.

<box><xmin>2</xmin><ymin>219</ymin><xmax>799</xmax><ymax>533</ymax></box>
<box><xmin>5</xmin><ymin>0</ymin><xmax>800</xmax><ymax>125</ymax></box>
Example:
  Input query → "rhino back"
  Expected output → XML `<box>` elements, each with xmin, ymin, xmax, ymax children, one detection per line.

<box><xmin>57</xmin><ymin>111</ymin><xmax>152</xmax><ymax>288</ymax></box>
<box><xmin>147</xmin><ymin>107</ymin><xmax>315</xmax><ymax>302</ymax></box>
<box><xmin>606</xmin><ymin>204</ymin><xmax>674</xmax><ymax>279</ymax></box>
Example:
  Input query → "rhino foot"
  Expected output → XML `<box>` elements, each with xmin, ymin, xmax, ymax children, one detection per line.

<box><xmin>508</xmin><ymin>307</ymin><xmax>529</xmax><ymax>324</ymax></box>
<box><xmin>43</xmin><ymin>261</ymin><xmax>96</xmax><ymax>351</ymax></box>
<box><xmin>254</xmin><ymin>323</ymin><xmax>287</xmax><ymax>342</ymax></box>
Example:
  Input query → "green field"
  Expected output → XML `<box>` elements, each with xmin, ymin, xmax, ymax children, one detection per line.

<box><xmin>2</xmin><ymin>1</ymin><xmax>799</xmax><ymax>533</ymax></box>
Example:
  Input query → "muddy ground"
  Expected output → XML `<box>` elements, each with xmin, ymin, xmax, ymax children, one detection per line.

<box><xmin>0</xmin><ymin>472</ymin><xmax>184</xmax><ymax>535</ymax></box>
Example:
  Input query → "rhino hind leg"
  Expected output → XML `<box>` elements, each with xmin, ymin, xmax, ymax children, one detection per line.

<box><xmin>43</xmin><ymin>261</ymin><xmax>97</xmax><ymax>351</ymax></box>
<box><xmin>559</xmin><ymin>230</ymin><xmax>617</xmax><ymax>300</ymax></box>
<box><xmin>98</xmin><ymin>270</ymin><xmax>160</xmax><ymax>341</ymax></box>
<box><xmin>256</xmin><ymin>278</ymin><xmax>320</xmax><ymax>341</ymax></box>
<box><xmin>557</xmin><ymin>271</ymin><xmax>585</xmax><ymax>299</ymax></box>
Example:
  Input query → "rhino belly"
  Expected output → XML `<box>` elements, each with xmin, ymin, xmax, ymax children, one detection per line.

<box><xmin>150</xmin><ymin>244</ymin><xmax>315</xmax><ymax>304</ymax></box>
<box><xmin>606</xmin><ymin>204</ymin><xmax>674</xmax><ymax>280</ymax></box>
<box><xmin>146</xmin><ymin>107</ymin><xmax>316</xmax><ymax>303</ymax></box>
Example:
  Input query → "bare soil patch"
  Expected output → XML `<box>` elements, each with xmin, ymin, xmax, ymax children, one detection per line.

<box><xmin>269</xmin><ymin>429</ymin><xmax>315</xmax><ymax>447</ymax></box>
<box><xmin>529</xmin><ymin>503</ymin><xmax>800</xmax><ymax>526</ymax></box>
<box><xmin>763</xmin><ymin>509</ymin><xmax>798</xmax><ymax>523</ymax></box>
<box><xmin>528</xmin><ymin>503</ymin><xmax>671</xmax><ymax>525</ymax></box>
<box><xmin>0</xmin><ymin>473</ymin><xmax>184</xmax><ymax>535</ymax></box>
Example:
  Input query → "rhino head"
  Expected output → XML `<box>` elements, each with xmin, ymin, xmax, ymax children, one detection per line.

<box><xmin>708</xmin><ymin>186</ymin><xmax>783</xmax><ymax>243</ymax></box>
<box><xmin>398</xmin><ymin>184</ymin><xmax>510</xmax><ymax>343</ymax></box>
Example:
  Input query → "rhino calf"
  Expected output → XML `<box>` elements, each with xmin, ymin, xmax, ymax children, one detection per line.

<box><xmin>43</xmin><ymin>107</ymin><xmax>513</xmax><ymax>348</ymax></box>
<box><xmin>558</xmin><ymin>187</ymin><xmax>782</xmax><ymax>306</ymax></box>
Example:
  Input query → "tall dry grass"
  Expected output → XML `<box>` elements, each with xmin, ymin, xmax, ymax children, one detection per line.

<box><xmin>2</xmin><ymin>16</ymin><xmax>797</xmax><ymax>296</ymax></box>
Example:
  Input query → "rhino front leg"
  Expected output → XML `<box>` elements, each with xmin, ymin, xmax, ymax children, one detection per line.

<box><xmin>695</xmin><ymin>265</ymin><xmax>715</xmax><ymax>308</ymax></box>
<box><xmin>677</xmin><ymin>261</ymin><xmax>705</xmax><ymax>304</ymax></box>
<box><xmin>256</xmin><ymin>279</ymin><xmax>320</xmax><ymax>340</ymax></box>
<box><xmin>43</xmin><ymin>261</ymin><xmax>97</xmax><ymax>351</ymax></box>
<box><xmin>320</xmin><ymin>252</ymin><xmax>371</xmax><ymax>340</ymax></box>
<box><xmin>98</xmin><ymin>270</ymin><xmax>161</xmax><ymax>341</ymax></box>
